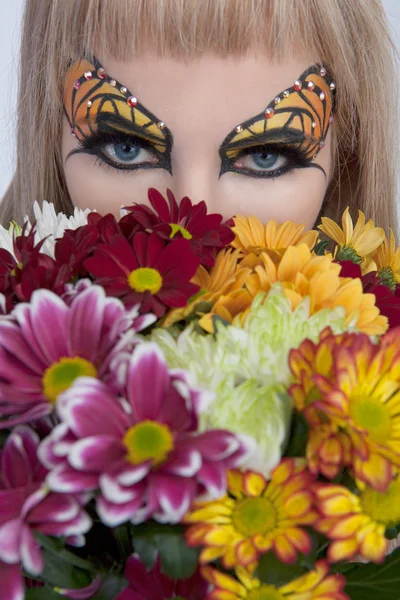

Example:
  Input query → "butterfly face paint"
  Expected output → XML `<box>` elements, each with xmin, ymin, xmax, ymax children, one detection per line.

<box><xmin>64</xmin><ymin>56</ymin><xmax>173</xmax><ymax>174</ymax></box>
<box><xmin>219</xmin><ymin>64</ymin><xmax>335</xmax><ymax>179</ymax></box>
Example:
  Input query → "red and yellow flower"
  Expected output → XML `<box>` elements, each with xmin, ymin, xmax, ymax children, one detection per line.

<box><xmin>315</xmin><ymin>477</ymin><xmax>400</xmax><ymax>563</ymax></box>
<box><xmin>184</xmin><ymin>459</ymin><xmax>317</xmax><ymax>571</ymax></box>
<box><xmin>289</xmin><ymin>329</ymin><xmax>400</xmax><ymax>491</ymax></box>
<box><xmin>202</xmin><ymin>560</ymin><xmax>349</xmax><ymax>600</ymax></box>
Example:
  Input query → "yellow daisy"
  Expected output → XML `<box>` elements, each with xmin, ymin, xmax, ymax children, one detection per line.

<box><xmin>184</xmin><ymin>459</ymin><xmax>317</xmax><ymax>571</ymax></box>
<box><xmin>202</xmin><ymin>560</ymin><xmax>349</xmax><ymax>600</ymax></box>
<box><xmin>231</xmin><ymin>215</ymin><xmax>319</xmax><ymax>255</ymax></box>
<box><xmin>318</xmin><ymin>207</ymin><xmax>385</xmax><ymax>265</ymax></box>
<box><xmin>315</xmin><ymin>478</ymin><xmax>400</xmax><ymax>563</ymax></box>
<box><xmin>372</xmin><ymin>228</ymin><xmax>400</xmax><ymax>289</ymax></box>
<box><xmin>244</xmin><ymin>244</ymin><xmax>387</xmax><ymax>335</ymax></box>
<box><xmin>162</xmin><ymin>248</ymin><xmax>251</xmax><ymax>327</ymax></box>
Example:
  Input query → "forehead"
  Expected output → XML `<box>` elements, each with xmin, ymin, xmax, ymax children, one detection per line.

<box><xmin>88</xmin><ymin>51</ymin><xmax>317</xmax><ymax>140</ymax></box>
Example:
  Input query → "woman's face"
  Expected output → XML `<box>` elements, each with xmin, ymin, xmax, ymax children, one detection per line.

<box><xmin>62</xmin><ymin>50</ymin><xmax>334</xmax><ymax>228</ymax></box>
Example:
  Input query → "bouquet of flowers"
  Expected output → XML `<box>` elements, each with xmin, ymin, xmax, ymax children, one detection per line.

<box><xmin>0</xmin><ymin>189</ymin><xmax>399</xmax><ymax>600</ymax></box>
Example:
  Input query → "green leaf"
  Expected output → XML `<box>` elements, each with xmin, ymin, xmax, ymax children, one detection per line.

<box><xmin>339</xmin><ymin>548</ymin><xmax>400</xmax><ymax>600</ymax></box>
<box><xmin>26</xmin><ymin>587</ymin><xmax>60</xmax><ymax>600</ymax></box>
<box><xmin>255</xmin><ymin>551</ymin><xmax>306</xmax><ymax>586</ymax></box>
<box><xmin>313</xmin><ymin>240</ymin><xmax>330</xmax><ymax>256</ymax></box>
<box><xmin>132</xmin><ymin>521</ymin><xmax>200</xmax><ymax>579</ymax></box>
<box><xmin>284</xmin><ymin>411</ymin><xmax>309</xmax><ymax>458</ymax></box>
<box><xmin>37</xmin><ymin>549</ymin><xmax>92</xmax><ymax>589</ymax></box>
<box><xmin>91</xmin><ymin>574</ymin><xmax>128</xmax><ymax>600</ymax></box>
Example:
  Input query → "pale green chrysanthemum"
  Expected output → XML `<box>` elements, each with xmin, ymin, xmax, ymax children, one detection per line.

<box><xmin>151</xmin><ymin>284</ymin><xmax>348</xmax><ymax>476</ymax></box>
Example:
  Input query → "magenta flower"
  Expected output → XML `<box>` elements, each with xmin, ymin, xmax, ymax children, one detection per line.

<box><xmin>116</xmin><ymin>554</ymin><xmax>209</xmax><ymax>600</ymax></box>
<box><xmin>0</xmin><ymin>426</ymin><xmax>91</xmax><ymax>600</ymax></box>
<box><xmin>0</xmin><ymin>284</ymin><xmax>154</xmax><ymax>428</ymax></box>
<box><xmin>41</xmin><ymin>343</ymin><xmax>250</xmax><ymax>526</ymax></box>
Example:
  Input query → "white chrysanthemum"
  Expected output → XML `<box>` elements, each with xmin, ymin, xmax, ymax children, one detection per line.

<box><xmin>0</xmin><ymin>201</ymin><xmax>93</xmax><ymax>260</ymax></box>
<box><xmin>152</xmin><ymin>284</ymin><xmax>348</xmax><ymax>476</ymax></box>
<box><xmin>23</xmin><ymin>201</ymin><xmax>93</xmax><ymax>258</ymax></box>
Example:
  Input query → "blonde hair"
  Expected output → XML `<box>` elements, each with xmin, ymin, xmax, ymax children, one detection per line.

<box><xmin>1</xmin><ymin>0</ymin><xmax>399</xmax><ymax>236</ymax></box>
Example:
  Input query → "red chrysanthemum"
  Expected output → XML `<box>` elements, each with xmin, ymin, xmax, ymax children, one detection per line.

<box><xmin>84</xmin><ymin>231</ymin><xmax>200</xmax><ymax>317</ymax></box>
<box><xmin>0</xmin><ymin>227</ymin><xmax>70</xmax><ymax>311</ymax></box>
<box><xmin>120</xmin><ymin>188</ymin><xmax>235</xmax><ymax>266</ymax></box>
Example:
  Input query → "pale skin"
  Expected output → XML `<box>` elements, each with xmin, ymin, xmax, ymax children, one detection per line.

<box><xmin>62</xmin><ymin>50</ymin><xmax>334</xmax><ymax>228</ymax></box>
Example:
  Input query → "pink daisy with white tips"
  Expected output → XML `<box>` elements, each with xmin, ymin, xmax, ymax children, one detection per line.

<box><xmin>41</xmin><ymin>342</ymin><xmax>251</xmax><ymax>526</ymax></box>
<box><xmin>0</xmin><ymin>426</ymin><xmax>91</xmax><ymax>600</ymax></box>
<box><xmin>0</xmin><ymin>284</ymin><xmax>155</xmax><ymax>428</ymax></box>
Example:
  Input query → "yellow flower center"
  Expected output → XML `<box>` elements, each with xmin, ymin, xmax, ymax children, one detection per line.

<box><xmin>169</xmin><ymin>223</ymin><xmax>192</xmax><ymax>240</ymax></box>
<box><xmin>128</xmin><ymin>267</ymin><xmax>163</xmax><ymax>294</ymax></box>
<box><xmin>42</xmin><ymin>356</ymin><xmax>98</xmax><ymax>404</ymax></box>
<box><xmin>123</xmin><ymin>420</ymin><xmax>174</xmax><ymax>466</ymax></box>
<box><xmin>349</xmin><ymin>396</ymin><xmax>392</xmax><ymax>443</ymax></box>
<box><xmin>232</xmin><ymin>497</ymin><xmax>277</xmax><ymax>537</ymax></box>
<box><xmin>360</xmin><ymin>477</ymin><xmax>400</xmax><ymax>527</ymax></box>
<box><xmin>247</xmin><ymin>586</ymin><xmax>284</xmax><ymax>600</ymax></box>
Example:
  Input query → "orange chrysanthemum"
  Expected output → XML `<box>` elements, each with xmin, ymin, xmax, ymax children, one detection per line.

<box><xmin>371</xmin><ymin>228</ymin><xmax>400</xmax><ymax>290</ymax></box>
<box><xmin>289</xmin><ymin>329</ymin><xmax>400</xmax><ymax>492</ymax></box>
<box><xmin>202</xmin><ymin>560</ymin><xmax>349</xmax><ymax>600</ymax></box>
<box><xmin>318</xmin><ymin>207</ymin><xmax>385</xmax><ymax>267</ymax></box>
<box><xmin>230</xmin><ymin>215</ymin><xmax>319</xmax><ymax>256</ymax></box>
<box><xmin>315</xmin><ymin>478</ymin><xmax>400</xmax><ymax>563</ymax></box>
<box><xmin>184</xmin><ymin>459</ymin><xmax>317</xmax><ymax>571</ymax></box>
<box><xmin>244</xmin><ymin>244</ymin><xmax>387</xmax><ymax>335</ymax></box>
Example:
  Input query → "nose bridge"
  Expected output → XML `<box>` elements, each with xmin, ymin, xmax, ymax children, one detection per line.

<box><xmin>168</xmin><ymin>143</ymin><xmax>221</xmax><ymax>210</ymax></box>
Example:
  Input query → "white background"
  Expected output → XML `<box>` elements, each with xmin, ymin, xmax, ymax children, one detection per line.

<box><xmin>0</xmin><ymin>0</ymin><xmax>399</xmax><ymax>218</ymax></box>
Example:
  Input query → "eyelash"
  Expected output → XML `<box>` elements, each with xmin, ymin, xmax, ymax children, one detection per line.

<box><xmin>76</xmin><ymin>131</ymin><xmax>309</xmax><ymax>180</ymax></box>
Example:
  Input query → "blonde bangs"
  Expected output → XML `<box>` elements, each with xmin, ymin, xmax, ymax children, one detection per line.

<box><xmin>1</xmin><ymin>0</ymin><xmax>398</xmax><ymax>237</ymax></box>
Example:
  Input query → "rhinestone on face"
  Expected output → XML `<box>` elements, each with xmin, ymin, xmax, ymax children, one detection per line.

<box><xmin>283</xmin><ymin>90</ymin><xmax>290</xmax><ymax>98</ymax></box>
<box><xmin>120</xmin><ymin>86</ymin><xmax>128</xmax><ymax>94</ymax></box>
<box><xmin>157</xmin><ymin>121</ymin><xmax>166</xmax><ymax>129</ymax></box>
<box><xmin>71</xmin><ymin>128</ymin><xmax>76</xmax><ymax>136</ymax></box>
<box><xmin>319</xmin><ymin>92</ymin><xmax>326</xmax><ymax>101</ymax></box>
<box><xmin>274</xmin><ymin>96</ymin><xmax>281</xmax><ymax>104</ymax></box>
<box><xmin>329</xmin><ymin>114</ymin><xmax>334</xmax><ymax>124</ymax></box>
<box><xmin>97</xmin><ymin>67</ymin><xmax>106</xmax><ymax>79</ymax></box>
<box><xmin>127</xmin><ymin>96</ymin><xmax>138</xmax><ymax>107</ymax></box>
<box><xmin>110</xmin><ymin>79</ymin><xmax>117</xmax><ymax>87</ymax></box>
<box><xmin>84</xmin><ymin>70</ymin><xmax>93</xmax><ymax>80</ymax></box>
<box><xmin>87</xmin><ymin>100</ymin><xmax>93</xmax><ymax>107</ymax></box>
<box><xmin>312</xmin><ymin>121</ymin><xmax>317</xmax><ymax>128</ymax></box>
<box><xmin>293</xmin><ymin>80</ymin><xmax>302</xmax><ymax>91</ymax></box>
<box><xmin>307</xmin><ymin>81</ymin><xmax>315</xmax><ymax>91</ymax></box>
<box><xmin>73</xmin><ymin>80</ymin><xmax>81</xmax><ymax>90</ymax></box>
<box><xmin>235</xmin><ymin>125</ymin><xmax>243</xmax><ymax>133</ymax></box>
<box><xmin>264</xmin><ymin>107</ymin><xmax>275</xmax><ymax>119</ymax></box>
<box><xmin>330</xmin><ymin>81</ymin><xmax>336</xmax><ymax>91</ymax></box>
<box><xmin>320</xmin><ymin>67</ymin><xmax>327</xmax><ymax>77</ymax></box>
<box><xmin>319</xmin><ymin>140</ymin><xmax>325</xmax><ymax>149</ymax></box>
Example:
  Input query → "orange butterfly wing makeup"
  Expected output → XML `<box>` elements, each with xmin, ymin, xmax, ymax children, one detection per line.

<box><xmin>64</xmin><ymin>57</ymin><xmax>172</xmax><ymax>156</ymax></box>
<box><xmin>220</xmin><ymin>65</ymin><xmax>335</xmax><ymax>171</ymax></box>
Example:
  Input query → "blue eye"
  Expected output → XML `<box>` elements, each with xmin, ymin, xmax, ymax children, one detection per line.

<box><xmin>252</xmin><ymin>152</ymin><xmax>280</xmax><ymax>169</ymax></box>
<box><xmin>101</xmin><ymin>141</ymin><xmax>158</xmax><ymax>167</ymax></box>
<box><xmin>113</xmin><ymin>143</ymin><xmax>141</xmax><ymax>162</ymax></box>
